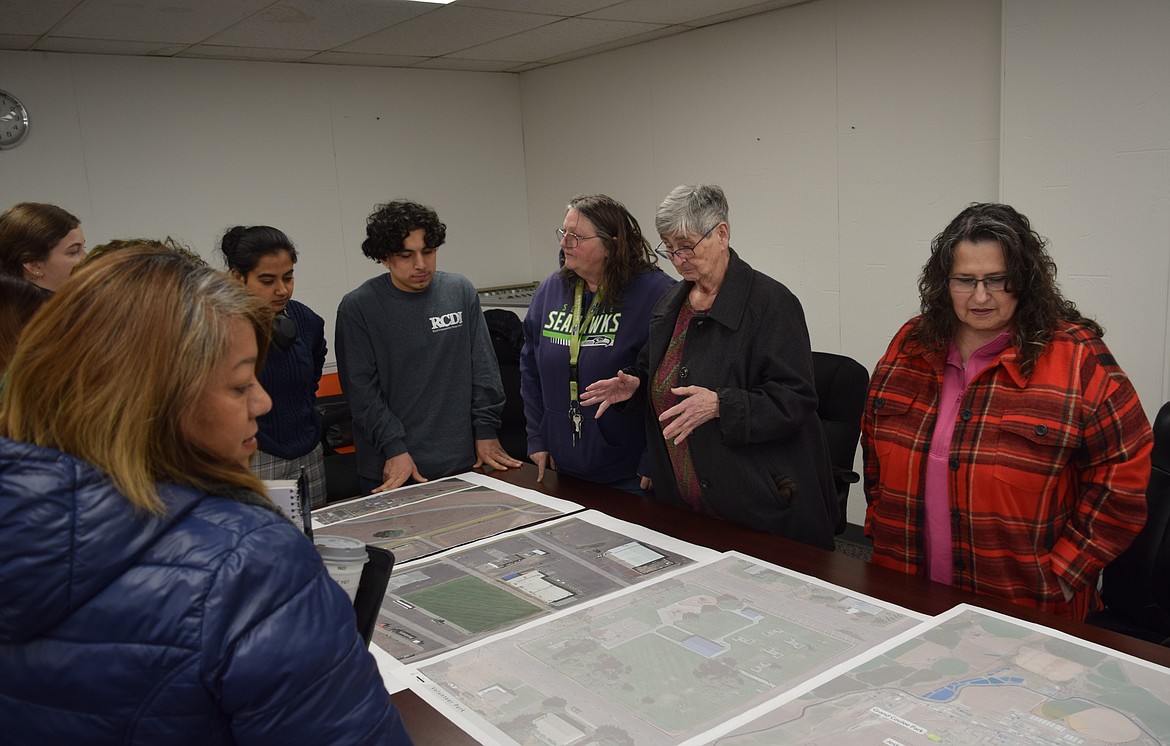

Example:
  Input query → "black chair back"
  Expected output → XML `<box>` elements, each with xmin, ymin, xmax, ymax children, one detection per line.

<box><xmin>810</xmin><ymin>352</ymin><xmax>870</xmax><ymax>534</ymax></box>
<box><xmin>316</xmin><ymin>392</ymin><xmax>361</xmax><ymax>504</ymax></box>
<box><xmin>1096</xmin><ymin>401</ymin><xmax>1170</xmax><ymax>643</ymax></box>
<box><xmin>484</xmin><ymin>308</ymin><xmax>528</xmax><ymax>461</ymax></box>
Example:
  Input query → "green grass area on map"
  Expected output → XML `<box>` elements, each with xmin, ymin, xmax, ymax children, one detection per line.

<box><xmin>403</xmin><ymin>575</ymin><xmax>541</xmax><ymax>634</ymax></box>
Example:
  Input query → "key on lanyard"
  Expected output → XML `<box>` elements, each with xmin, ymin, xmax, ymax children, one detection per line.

<box><xmin>569</xmin><ymin>404</ymin><xmax>582</xmax><ymax>446</ymax></box>
<box><xmin>568</xmin><ymin>280</ymin><xmax>602</xmax><ymax>449</ymax></box>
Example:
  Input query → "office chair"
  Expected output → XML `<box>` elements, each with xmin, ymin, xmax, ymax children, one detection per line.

<box><xmin>484</xmin><ymin>308</ymin><xmax>529</xmax><ymax>462</ymax></box>
<box><xmin>1090</xmin><ymin>400</ymin><xmax>1170</xmax><ymax>645</ymax></box>
<box><xmin>810</xmin><ymin>351</ymin><xmax>870</xmax><ymax>534</ymax></box>
<box><xmin>315</xmin><ymin>374</ymin><xmax>362</xmax><ymax>504</ymax></box>
<box><xmin>353</xmin><ymin>546</ymin><xmax>396</xmax><ymax>646</ymax></box>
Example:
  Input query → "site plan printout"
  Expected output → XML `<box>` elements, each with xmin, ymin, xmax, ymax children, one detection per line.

<box><xmin>408</xmin><ymin>551</ymin><xmax>925</xmax><ymax>745</ymax></box>
<box><xmin>310</xmin><ymin>473</ymin><xmax>581</xmax><ymax>563</ymax></box>
<box><xmin>700</xmin><ymin>604</ymin><xmax>1170</xmax><ymax>745</ymax></box>
<box><xmin>372</xmin><ymin>511</ymin><xmax>720</xmax><ymax>664</ymax></box>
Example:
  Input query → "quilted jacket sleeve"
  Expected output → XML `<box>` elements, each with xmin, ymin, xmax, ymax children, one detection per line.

<box><xmin>200</xmin><ymin>519</ymin><xmax>411</xmax><ymax>745</ymax></box>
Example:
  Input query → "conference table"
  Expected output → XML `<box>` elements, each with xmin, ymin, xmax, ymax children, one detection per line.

<box><xmin>388</xmin><ymin>464</ymin><xmax>1170</xmax><ymax>745</ymax></box>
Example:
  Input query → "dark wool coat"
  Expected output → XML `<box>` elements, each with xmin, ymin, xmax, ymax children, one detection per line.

<box><xmin>633</xmin><ymin>249</ymin><xmax>838</xmax><ymax>549</ymax></box>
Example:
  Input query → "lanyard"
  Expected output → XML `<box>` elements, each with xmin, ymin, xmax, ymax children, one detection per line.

<box><xmin>569</xmin><ymin>279</ymin><xmax>605</xmax><ymax>403</ymax></box>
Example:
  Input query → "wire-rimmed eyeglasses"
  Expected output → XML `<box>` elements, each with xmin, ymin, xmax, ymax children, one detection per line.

<box><xmin>556</xmin><ymin>228</ymin><xmax>606</xmax><ymax>248</ymax></box>
<box><xmin>948</xmin><ymin>275</ymin><xmax>1009</xmax><ymax>294</ymax></box>
<box><xmin>655</xmin><ymin>224</ymin><xmax>716</xmax><ymax>262</ymax></box>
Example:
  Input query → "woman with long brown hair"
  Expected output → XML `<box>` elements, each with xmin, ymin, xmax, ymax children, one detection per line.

<box><xmin>521</xmin><ymin>194</ymin><xmax>674</xmax><ymax>490</ymax></box>
<box><xmin>0</xmin><ymin>247</ymin><xmax>411</xmax><ymax>744</ymax></box>
<box><xmin>862</xmin><ymin>203</ymin><xmax>1151</xmax><ymax>620</ymax></box>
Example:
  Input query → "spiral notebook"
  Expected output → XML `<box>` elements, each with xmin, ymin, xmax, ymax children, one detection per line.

<box><xmin>263</xmin><ymin>473</ymin><xmax>313</xmax><ymax>538</ymax></box>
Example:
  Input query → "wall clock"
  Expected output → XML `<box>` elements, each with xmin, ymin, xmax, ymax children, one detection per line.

<box><xmin>0</xmin><ymin>90</ymin><xmax>30</xmax><ymax>150</ymax></box>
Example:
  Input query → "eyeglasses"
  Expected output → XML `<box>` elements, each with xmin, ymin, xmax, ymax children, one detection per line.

<box><xmin>948</xmin><ymin>275</ymin><xmax>1009</xmax><ymax>293</ymax></box>
<box><xmin>655</xmin><ymin>224</ymin><xmax>716</xmax><ymax>262</ymax></box>
<box><xmin>556</xmin><ymin>228</ymin><xmax>605</xmax><ymax>248</ymax></box>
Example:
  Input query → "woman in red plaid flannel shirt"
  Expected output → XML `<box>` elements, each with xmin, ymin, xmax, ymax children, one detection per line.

<box><xmin>862</xmin><ymin>203</ymin><xmax>1153</xmax><ymax>620</ymax></box>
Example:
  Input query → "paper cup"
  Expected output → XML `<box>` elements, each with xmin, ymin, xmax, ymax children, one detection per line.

<box><xmin>314</xmin><ymin>535</ymin><xmax>369</xmax><ymax>604</ymax></box>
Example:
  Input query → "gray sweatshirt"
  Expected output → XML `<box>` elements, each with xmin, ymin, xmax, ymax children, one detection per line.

<box><xmin>335</xmin><ymin>271</ymin><xmax>504</xmax><ymax>482</ymax></box>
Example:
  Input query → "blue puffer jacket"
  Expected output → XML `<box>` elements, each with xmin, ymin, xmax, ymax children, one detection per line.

<box><xmin>0</xmin><ymin>437</ymin><xmax>412</xmax><ymax>745</ymax></box>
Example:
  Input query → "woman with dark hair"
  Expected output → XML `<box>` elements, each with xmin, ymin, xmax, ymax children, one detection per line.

<box><xmin>0</xmin><ymin>274</ymin><xmax>48</xmax><ymax>371</ymax></box>
<box><xmin>0</xmin><ymin>247</ymin><xmax>410</xmax><ymax>743</ymax></box>
<box><xmin>521</xmin><ymin>194</ymin><xmax>674</xmax><ymax>489</ymax></box>
<box><xmin>862</xmin><ymin>202</ymin><xmax>1152</xmax><ymax>620</ymax></box>
<box><xmin>221</xmin><ymin>225</ymin><xmax>328</xmax><ymax>508</ymax></box>
<box><xmin>0</xmin><ymin>201</ymin><xmax>85</xmax><ymax>293</ymax></box>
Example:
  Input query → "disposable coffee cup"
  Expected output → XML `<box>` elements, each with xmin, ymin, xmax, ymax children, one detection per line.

<box><xmin>314</xmin><ymin>535</ymin><xmax>369</xmax><ymax>604</ymax></box>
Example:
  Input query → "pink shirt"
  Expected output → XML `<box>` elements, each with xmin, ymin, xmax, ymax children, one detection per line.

<box><xmin>923</xmin><ymin>333</ymin><xmax>1011</xmax><ymax>585</ymax></box>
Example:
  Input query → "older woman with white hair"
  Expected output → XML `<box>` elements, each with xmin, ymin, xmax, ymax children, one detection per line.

<box><xmin>584</xmin><ymin>184</ymin><xmax>838</xmax><ymax>549</ymax></box>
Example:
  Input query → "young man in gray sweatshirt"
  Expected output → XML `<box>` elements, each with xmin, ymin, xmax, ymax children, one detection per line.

<box><xmin>336</xmin><ymin>199</ymin><xmax>521</xmax><ymax>494</ymax></box>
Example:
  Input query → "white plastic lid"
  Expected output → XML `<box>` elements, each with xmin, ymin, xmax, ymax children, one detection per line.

<box><xmin>314</xmin><ymin>535</ymin><xmax>369</xmax><ymax>563</ymax></box>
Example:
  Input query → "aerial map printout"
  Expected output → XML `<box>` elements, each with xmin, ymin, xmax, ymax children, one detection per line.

<box><xmin>371</xmin><ymin>511</ymin><xmax>719</xmax><ymax>664</ymax></box>
<box><xmin>408</xmin><ymin>552</ymin><xmax>925</xmax><ymax>745</ymax></box>
<box><xmin>705</xmin><ymin>604</ymin><xmax>1170</xmax><ymax>745</ymax></box>
<box><xmin>310</xmin><ymin>473</ymin><xmax>581</xmax><ymax>563</ymax></box>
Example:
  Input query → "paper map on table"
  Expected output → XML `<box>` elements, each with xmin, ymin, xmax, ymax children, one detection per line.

<box><xmin>700</xmin><ymin>603</ymin><xmax>1170</xmax><ymax>745</ymax></box>
<box><xmin>311</xmin><ymin>473</ymin><xmax>581</xmax><ymax>564</ymax></box>
<box><xmin>407</xmin><ymin>551</ymin><xmax>924</xmax><ymax>745</ymax></box>
<box><xmin>370</xmin><ymin>510</ymin><xmax>720</xmax><ymax>665</ymax></box>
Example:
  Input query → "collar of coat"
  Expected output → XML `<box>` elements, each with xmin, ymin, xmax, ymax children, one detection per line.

<box><xmin>903</xmin><ymin>319</ymin><xmax>1107</xmax><ymax>390</ymax></box>
<box><xmin>661</xmin><ymin>247</ymin><xmax>754</xmax><ymax>332</ymax></box>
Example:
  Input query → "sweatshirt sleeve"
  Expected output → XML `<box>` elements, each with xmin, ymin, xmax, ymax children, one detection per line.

<box><xmin>202</xmin><ymin>520</ymin><xmax>412</xmax><ymax>745</ymax></box>
<box><xmin>335</xmin><ymin>294</ymin><xmax>408</xmax><ymax>461</ymax></box>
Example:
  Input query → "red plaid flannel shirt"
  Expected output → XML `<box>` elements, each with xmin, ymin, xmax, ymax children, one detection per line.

<box><xmin>862</xmin><ymin>318</ymin><xmax>1152</xmax><ymax>619</ymax></box>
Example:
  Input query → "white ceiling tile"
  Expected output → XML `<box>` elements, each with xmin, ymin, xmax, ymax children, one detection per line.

<box><xmin>306</xmin><ymin>50</ymin><xmax>428</xmax><ymax>67</ymax></box>
<box><xmin>181</xmin><ymin>45</ymin><xmax>318</xmax><ymax>62</ymax></box>
<box><xmin>457</xmin><ymin>0</ymin><xmax>617</xmax><ymax>15</ymax></box>
<box><xmin>1</xmin><ymin>0</ymin><xmax>80</xmax><ymax>36</ymax></box>
<box><xmin>684</xmin><ymin>0</ymin><xmax>810</xmax><ymax>28</ymax></box>
<box><xmin>0</xmin><ymin>0</ymin><xmax>800</xmax><ymax>72</ymax></box>
<box><xmin>205</xmin><ymin>0</ymin><xmax>433</xmax><ymax>51</ymax></box>
<box><xmin>584</xmin><ymin>0</ymin><xmax>795</xmax><ymax>26</ymax></box>
<box><xmin>449</xmin><ymin>16</ymin><xmax>662</xmax><ymax>62</ymax></box>
<box><xmin>535</xmin><ymin>23</ymin><xmax>684</xmax><ymax>66</ymax></box>
<box><xmin>0</xmin><ymin>35</ymin><xmax>40</xmax><ymax>50</ymax></box>
<box><xmin>503</xmin><ymin>61</ymin><xmax>545</xmax><ymax>73</ymax></box>
<box><xmin>33</xmin><ymin>37</ymin><xmax>189</xmax><ymax>56</ymax></box>
<box><xmin>408</xmin><ymin>57</ymin><xmax>520</xmax><ymax>72</ymax></box>
<box><xmin>52</xmin><ymin>0</ymin><xmax>275</xmax><ymax>44</ymax></box>
<box><xmin>338</xmin><ymin>6</ymin><xmax>555</xmax><ymax>56</ymax></box>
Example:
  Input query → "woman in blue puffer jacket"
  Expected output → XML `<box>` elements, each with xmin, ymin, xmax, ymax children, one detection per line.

<box><xmin>0</xmin><ymin>246</ymin><xmax>411</xmax><ymax>744</ymax></box>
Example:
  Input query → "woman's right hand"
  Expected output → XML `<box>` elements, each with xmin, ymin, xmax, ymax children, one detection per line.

<box><xmin>580</xmin><ymin>370</ymin><xmax>640</xmax><ymax>418</ymax></box>
<box><xmin>530</xmin><ymin>451</ymin><xmax>555</xmax><ymax>483</ymax></box>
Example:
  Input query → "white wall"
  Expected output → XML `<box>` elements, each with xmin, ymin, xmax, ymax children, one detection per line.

<box><xmin>3</xmin><ymin>0</ymin><xmax>1168</xmax><ymax>526</ymax></box>
<box><xmin>1000</xmin><ymin>0</ymin><xmax>1170</xmax><ymax>422</ymax></box>
<box><xmin>519</xmin><ymin>0</ymin><xmax>1170</xmax><ymax>524</ymax></box>
<box><xmin>0</xmin><ymin>51</ymin><xmax>531</xmax><ymax>359</ymax></box>
<box><xmin>520</xmin><ymin>0</ymin><xmax>1001</xmax><ymax>377</ymax></box>
<box><xmin>520</xmin><ymin>0</ymin><xmax>1003</xmax><ymax>524</ymax></box>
